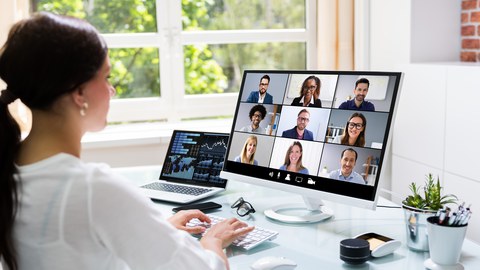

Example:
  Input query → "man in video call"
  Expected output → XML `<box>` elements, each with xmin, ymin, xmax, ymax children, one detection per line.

<box><xmin>338</xmin><ymin>78</ymin><xmax>375</xmax><ymax>111</ymax></box>
<box><xmin>246</xmin><ymin>74</ymin><xmax>274</xmax><ymax>104</ymax></box>
<box><xmin>328</xmin><ymin>148</ymin><xmax>366</xmax><ymax>184</ymax></box>
<box><xmin>281</xmin><ymin>109</ymin><xmax>314</xmax><ymax>141</ymax></box>
<box><xmin>240</xmin><ymin>104</ymin><xmax>267</xmax><ymax>134</ymax></box>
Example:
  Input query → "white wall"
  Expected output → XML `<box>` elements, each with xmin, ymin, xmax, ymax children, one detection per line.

<box><xmin>411</xmin><ymin>0</ymin><xmax>461</xmax><ymax>62</ymax></box>
<box><xmin>369</xmin><ymin>0</ymin><xmax>461</xmax><ymax>69</ymax></box>
<box><xmin>369</xmin><ymin>0</ymin><xmax>480</xmax><ymax>243</ymax></box>
<box><xmin>369</xmin><ymin>0</ymin><xmax>411</xmax><ymax>70</ymax></box>
<box><xmin>392</xmin><ymin>63</ymin><xmax>480</xmax><ymax>243</ymax></box>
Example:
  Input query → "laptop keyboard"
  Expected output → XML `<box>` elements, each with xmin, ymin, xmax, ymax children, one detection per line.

<box><xmin>141</xmin><ymin>182</ymin><xmax>212</xmax><ymax>196</ymax></box>
<box><xmin>187</xmin><ymin>214</ymin><xmax>279</xmax><ymax>250</ymax></box>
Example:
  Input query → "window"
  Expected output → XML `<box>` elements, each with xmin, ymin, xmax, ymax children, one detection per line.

<box><xmin>32</xmin><ymin>0</ymin><xmax>316</xmax><ymax>123</ymax></box>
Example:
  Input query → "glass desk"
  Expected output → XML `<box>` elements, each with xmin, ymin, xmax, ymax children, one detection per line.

<box><xmin>115</xmin><ymin>166</ymin><xmax>480</xmax><ymax>270</ymax></box>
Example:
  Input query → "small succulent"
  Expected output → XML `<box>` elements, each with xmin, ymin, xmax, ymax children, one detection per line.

<box><xmin>402</xmin><ymin>173</ymin><xmax>457</xmax><ymax>211</ymax></box>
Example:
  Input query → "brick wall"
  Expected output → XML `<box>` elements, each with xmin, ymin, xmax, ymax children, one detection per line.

<box><xmin>461</xmin><ymin>0</ymin><xmax>480</xmax><ymax>61</ymax></box>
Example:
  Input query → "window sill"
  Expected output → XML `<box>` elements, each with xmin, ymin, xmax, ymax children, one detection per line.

<box><xmin>81</xmin><ymin>118</ymin><xmax>233</xmax><ymax>149</ymax></box>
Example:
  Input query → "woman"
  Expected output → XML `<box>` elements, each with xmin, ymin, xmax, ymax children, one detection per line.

<box><xmin>333</xmin><ymin>112</ymin><xmax>367</xmax><ymax>147</ymax></box>
<box><xmin>0</xmin><ymin>13</ymin><xmax>252</xmax><ymax>270</ymax></box>
<box><xmin>234</xmin><ymin>135</ymin><xmax>258</xmax><ymax>165</ymax></box>
<box><xmin>279</xmin><ymin>141</ymin><xmax>309</xmax><ymax>174</ymax></box>
<box><xmin>290</xmin><ymin>75</ymin><xmax>322</xmax><ymax>108</ymax></box>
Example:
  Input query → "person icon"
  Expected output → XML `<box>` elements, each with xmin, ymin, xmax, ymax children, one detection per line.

<box><xmin>281</xmin><ymin>109</ymin><xmax>313</xmax><ymax>141</ymax></box>
<box><xmin>338</xmin><ymin>78</ymin><xmax>375</xmax><ymax>111</ymax></box>
<box><xmin>328</xmin><ymin>148</ymin><xmax>365</xmax><ymax>184</ymax></box>
<box><xmin>234</xmin><ymin>135</ymin><xmax>258</xmax><ymax>165</ymax></box>
<box><xmin>279</xmin><ymin>141</ymin><xmax>309</xmax><ymax>174</ymax></box>
<box><xmin>239</xmin><ymin>104</ymin><xmax>267</xmax><ymax>134</ymax></box>
<box><xmin>246</xmin><ymin>74</ymin><xmax>273</xmax><ymax>104</ymax></box>
<box><xmin>333</xmin><ymin>113</ymin><xmax>367</xmax><ymax>147</ymax></box>
<box><xmin>290</xmin><ymin>75</ymin><xmax>322</xmax><ymax>107</ymax></box>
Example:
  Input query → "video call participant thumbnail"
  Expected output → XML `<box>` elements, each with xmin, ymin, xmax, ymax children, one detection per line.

<box><xmin>279</xmin><ymin>141</ymin><xmax>309</xmax><ymax>174</ymax></box>
<box><xmin>328</xmin><ymin>148</ymin><xmax>365</xmax><ymax>185</ymax></box>
<box><xmin>338</xmin><ymin>78</ymin><xmax>375</xmax><ymax>111</ymax></box>
<box><xmin>290</xmin><ymin>75</ymin><xmax>322</xmax><ymax>108</ymax></box>
<box><xmin>246</xmin><ymin>74</ymin><xmax>273</xmax><ymax>104</ymax></box>
<box><xmin>239</xmin><ymin>104</ymin><xmax>267</xmax><ymax>134</ymax></box>
<box><xmin>234</xmin><ymin>135</ymin><xmax>258</xmax><ymax>165</ymax></box>
<box><xmin>332</xmin><ymin>112</ymin><xmax>367</xmax><ymax>147</ymax></box>
<box><xmin>281</xmin><ymin>109</ymin><xmax>314</xmax><ymax>141</ymax></box>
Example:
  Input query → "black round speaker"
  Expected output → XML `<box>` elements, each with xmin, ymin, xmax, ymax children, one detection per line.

<box><xmin>340</xmin><ymin>238</ymin><xmax>370</xmax><ymax>265</ymax></box>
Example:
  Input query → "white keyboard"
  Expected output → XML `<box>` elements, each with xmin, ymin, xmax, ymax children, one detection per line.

<box><xmin>186</xmin><ymin>214</ymin><xmax>279</xmax><ymax>250</ymax></box>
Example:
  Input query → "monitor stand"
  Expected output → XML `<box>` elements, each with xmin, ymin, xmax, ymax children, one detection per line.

<box><xmin>264</xmin><ymin>196</ymin><xmax>334</xmax><ymax>223</ymax></box>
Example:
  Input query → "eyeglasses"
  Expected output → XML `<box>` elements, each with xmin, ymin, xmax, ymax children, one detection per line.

<box><xmin>260</xmin><ymin>83</ymin><xmax>269</xmax><ymax>86</ymax></box>
<box><xmin>231</xmin><ymin>197</ymin><xmax>256</xmax><ymax>217</ymax></box>
<box><xmin>347</xmin><ymin>121</ymin><xmax>364</xmax><ymax>130</ymax></box>
<box><xmin>304</xmin><ymin>85</ymin><xmax>317</xmax><ymax>91</ymax></box>
<box><xmin>298</xmin><ymin>117</ymin><xmax>310</xmax><ymax>122</ymax></box>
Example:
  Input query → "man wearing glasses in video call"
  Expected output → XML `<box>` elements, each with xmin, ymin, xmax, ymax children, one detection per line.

<box><xmin>246</xmin><ymin>74</ymin><xmax>274</xmax><ymax>104</ymax></box>
<box><xmin>281</xmin><ymin>109</ymin><xmax>314</xmax><ymax>141</ymax></box>
<box><xmin>339</xmin><ymin>78</ymin><xmax>375</xmax><ymax>111</ymax></box>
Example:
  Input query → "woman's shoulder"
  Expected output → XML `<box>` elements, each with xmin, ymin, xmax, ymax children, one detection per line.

<box><xmin>314</xmin><ymin>99</ymin><xmax>322</xmax><ymax>106</ymax></box>
<box><xmin>291</xmin><ymin>97</ymin><xmax>301</xmax><ymax>105</ymax></box>
<box><xmin>299</xmin><ymin>167</ymin><xmax>309</xmax><ymax>174</ymax></box>
<box><xmin>45</xmin><ymin>154</ymin><xmax>133</xmax><ymax>193</ymax></box>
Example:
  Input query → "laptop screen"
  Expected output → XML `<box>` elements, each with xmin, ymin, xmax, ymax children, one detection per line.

<box><xmin>159</xmin><ymin>130</ymin><xmax>229</xmax><ymax>188</ymax></box>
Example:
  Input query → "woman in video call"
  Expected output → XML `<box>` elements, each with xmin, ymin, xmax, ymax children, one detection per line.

<box><xmin>290</xmin><ymin>75</ymin><xmax>322</xmax><ymax>108</ymax></box>
<box><xmin>234</xmin><ymin>135</ymin><xmax>258</xmax><ymax>165</ymax></box>
<box><xmin>333</xmin><ymin>112</ymin><xmax>367</xmax><ymax>147</ymax></box>
<box><xmin>279</xmin><ymin>141</ymin><xmax>309</xmax><ymax>174</ymax></box>
<box><xmin>0</xmin><ymin>12</ymin><xmax>253</xmax><ymax>270</ymax></box>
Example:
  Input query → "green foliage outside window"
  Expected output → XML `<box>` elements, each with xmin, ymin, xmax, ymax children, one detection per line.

<box><xmin>32</xmin><ymin>0</ymin><xmax>306</xmax><ymax>97</ymax></box>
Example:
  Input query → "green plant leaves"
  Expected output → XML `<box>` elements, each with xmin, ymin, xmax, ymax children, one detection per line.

<box><xmin>402</xmin><ymin>173</ymin><xmax>457</xmax><ymax>211</ymax></box>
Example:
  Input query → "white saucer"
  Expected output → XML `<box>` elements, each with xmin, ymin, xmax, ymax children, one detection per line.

<box><xmin>424</xmin><ymin>258</ymin><xmax>464</xmax><ymax>270</ymax></box>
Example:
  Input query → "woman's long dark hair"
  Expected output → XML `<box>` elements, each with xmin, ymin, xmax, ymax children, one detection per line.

<box><xmin>0</xmin><ymin>12</ymin><xmax>107</xmax><ymax>270</ymax></box>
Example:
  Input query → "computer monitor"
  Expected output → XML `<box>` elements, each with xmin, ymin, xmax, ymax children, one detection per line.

<box><xmin>220</xmin><ymin>70</ymin><xmax>403</xmax><ymax>223</ymax></box>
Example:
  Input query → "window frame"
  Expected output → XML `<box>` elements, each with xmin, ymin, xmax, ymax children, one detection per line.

<box><xmin>46</xmin><ymin>0</ymin><xmax>318</xmax><ymax>123</ymax></box>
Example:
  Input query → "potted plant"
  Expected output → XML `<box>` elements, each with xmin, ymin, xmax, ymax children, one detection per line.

<box><xmin>402</xmin><ymin>173</ymin><xmax>457</xmax><ymax>251</ymax></box>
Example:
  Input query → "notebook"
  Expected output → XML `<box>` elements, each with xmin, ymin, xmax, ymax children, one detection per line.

<box><xmin>140</xmin><ymin>130</ymin><xmax>229</xmax><ymax>204</ymax></box>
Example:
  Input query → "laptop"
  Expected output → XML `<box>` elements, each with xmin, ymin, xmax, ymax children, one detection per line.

<box><xmin>140</xmin><ymin>130</ymin><xmax>229</xmax><ymax>204</ymax></box>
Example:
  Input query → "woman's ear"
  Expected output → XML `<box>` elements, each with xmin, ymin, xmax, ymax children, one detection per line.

<box><xmin>71</xmin><ymin>87</ymin><xmax>86</xmax><ymax>108</ymax></box>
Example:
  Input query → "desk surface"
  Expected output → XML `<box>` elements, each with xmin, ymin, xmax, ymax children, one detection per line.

<box><xmin>115</xmin><ymin>166</ymin><xmax>480</xmax><ymax>270</ymax></box>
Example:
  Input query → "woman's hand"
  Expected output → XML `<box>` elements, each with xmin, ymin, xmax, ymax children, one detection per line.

<box><xmin>201</xmin><ymin>217</ymin><xmax>254</xmax><ymax>249</ymax></box>
<box><xmin>169</xmin><ymin>210</ymin><xmax>254</xmax><ymax>269</ymax></box>
<box><xmin>167</xmin><ymin>209</ymin><xmax>211</xmax><ymax>234</ymax></box>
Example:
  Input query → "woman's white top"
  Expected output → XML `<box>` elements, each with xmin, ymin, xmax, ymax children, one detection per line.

<box><xmin>10</xmin><ymin>153</ymin><xmax>225</xmax><ymax>270</ymax></box>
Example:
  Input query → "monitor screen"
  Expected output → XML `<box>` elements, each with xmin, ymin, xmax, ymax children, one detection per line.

<box><xmin>220</xmin><ymin>70</ymin><xmax>403</xmax><ymax>223</ymax></box>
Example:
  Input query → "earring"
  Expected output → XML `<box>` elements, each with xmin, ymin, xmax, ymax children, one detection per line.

<box><xmin>80</xmin><ymin>102</ymin><xmax>89</xmax><ymax>117</ymax></box>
